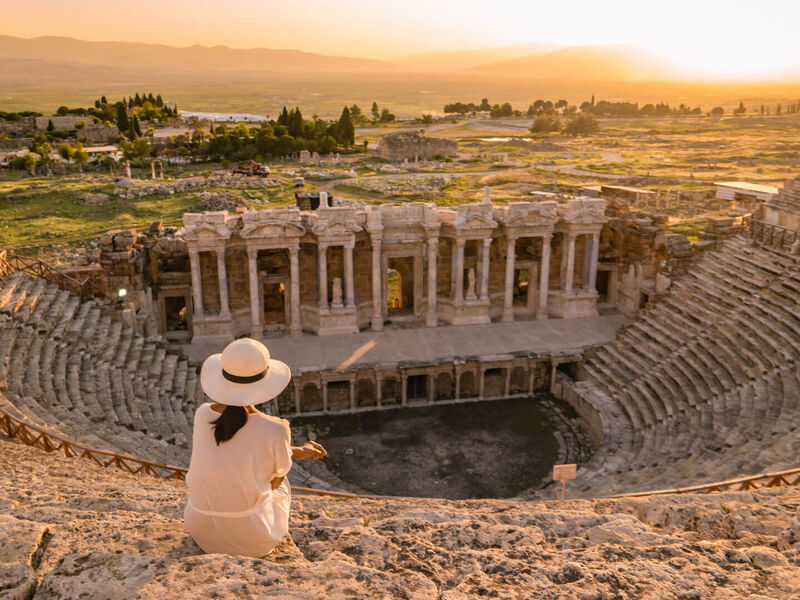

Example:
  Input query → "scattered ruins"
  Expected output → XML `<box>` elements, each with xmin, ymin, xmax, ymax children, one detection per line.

<box><xmin>373</xmin><ymin>131</ymin><xmax>458</xmax><ymax>161</ymax></box>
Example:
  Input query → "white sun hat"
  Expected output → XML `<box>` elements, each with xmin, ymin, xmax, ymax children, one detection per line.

<box><xmin>200</xmin><ymin>338</ymin><xmax>291</xmax><ymax>407</ymax></box>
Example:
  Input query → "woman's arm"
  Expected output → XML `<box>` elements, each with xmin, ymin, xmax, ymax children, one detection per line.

<box><xmin>292</xmin><ymin>440</ymin><xmax>327</xmax><ymax>460</ymax></box>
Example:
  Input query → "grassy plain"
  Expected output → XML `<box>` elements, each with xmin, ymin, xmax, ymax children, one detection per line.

<box><xmin>1</xmin><ymin>113</ymin><xmax>797</xmax><ymax>252</ymax></box>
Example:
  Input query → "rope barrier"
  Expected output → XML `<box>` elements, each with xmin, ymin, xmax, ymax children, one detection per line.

<box><xmin>0</xmin><ymin>407</ymin><xmax>380</xmax><ymax>498</ymax></box>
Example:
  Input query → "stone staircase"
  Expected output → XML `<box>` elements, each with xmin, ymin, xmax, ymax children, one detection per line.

<box><xmin>2</xmin><ymin>435</ymin><xmax>799</xmax><ymax>599</ymax></box>
<box><xmin>573</xmin><ymin>235</ymin><xmax>800</xmax><ymax>496</ymax></box>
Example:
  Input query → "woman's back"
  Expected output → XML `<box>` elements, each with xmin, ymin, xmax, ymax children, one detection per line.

<box><xmin>184</xmin><ymin>403</ymin><xmax>293</xmax><ymax>557</ymax></box>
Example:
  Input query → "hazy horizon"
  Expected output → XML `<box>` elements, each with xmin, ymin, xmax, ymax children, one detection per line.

<box><xmin>3</xmin><ymin>0</ymin><xmax>800</xmax><ymax>80</ymax></box>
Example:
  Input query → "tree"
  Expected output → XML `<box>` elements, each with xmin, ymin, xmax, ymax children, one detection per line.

<box><xmin>11</xmin><ymin>153</ymin><xmax>37</xmax><ymax>173</ymax></box>
<box><xmin>564</xmin><ymin>114</ymin><xmax>598</xmax><ymax>136</ymax></box>
<box><xmin>288</xmin><ymin>108</ymin><xmax>304</xmax><ymax>138</ymax></box>
<box><xmin>479</xmin><ymin>98</ymin><xmax>491</xmax><ymax>111</ymax></box>
<box><xmin>46</xmin><ymin>119</ymin><xmax>55</xmax><ymax>132</ymax></box>
<box><xmin>336</xmin><ymin>106</ymin><xmax>355</xmax><ymax>145</ymax></box>
<box><xmin>120</xmin><ymin>137</ymin><xmax>151</xmax><ymax>162</ymax></box>
<box><xmin>278</xmin><ymin>106</ymin><xmax>290</xmax><ymax>126</ymax></box>
<box><xmin>58</xmin><ymin>143</ymin><xmax>73</xmax><ymax>161</ymax></box>
<box><xmin>101</xmin><ymin>95</ymin><xmax>108</xmax><ymax>104</ymax></box>
<box><xmin>530</xmin><ymin>114</ymin><xmax>562</xmax><ymax>133</ymax></box>
<box><xmin>116</xmin><ymin>103</ymin><xmax>129</xmax><ymax>133</ymax></box>
<box><xmin>155</xmin><ymin>94</ymin><xmax>163</xmax><ymax>107</ymax></box>
<box><xmin>555</xmin><ymin>99</ymin><xmax>568</xmax><ymax>110</ymax></box>
<box><xmin>710</xmin><ymin>106</ymin><xmax>724</xmax><ymax>118</ymax></box>
<box><xmin>72</xmin><ymin>142</ymin><xmax>89</xmax><ymax>172</ymax></box>
<box><xmin>421</xmin><ymin>114</ymin><xmax>434</xmax><ymax>124</ymax></box>
<box><xmin>371</xmin><ymin>101</ymin><xmax>380</xmax><ymax>122</ymax></box>
<box><xmin>133</xmin><ymin>115</ymin><xmax>142</xmax><ymax>137</ymax></box>
<box><xmin>379</xmin><ymin>107</ymin><xmax>395</xmax><ymax>123</ymax></box>
<box><xmin>733</xmin><ymin>102</ymin><xmax>746</xmax><ymax>116</ymax></box>
<box><xmin>349</xmin><ymin>104</ymin><xmax>364</xmax><ymax>124</ymax></box>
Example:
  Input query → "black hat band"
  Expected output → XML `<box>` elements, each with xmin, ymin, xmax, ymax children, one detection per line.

<box><xmin>222</xmin><ymin>368</ymin><xmax>268</xmax><ymax>384</ymax></box>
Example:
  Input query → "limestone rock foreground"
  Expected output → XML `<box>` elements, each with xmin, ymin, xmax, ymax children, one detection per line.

<box><xmin>1</xmin><ymin>437</ymin><xmax>800</xmax><ymax>599</ymax></box>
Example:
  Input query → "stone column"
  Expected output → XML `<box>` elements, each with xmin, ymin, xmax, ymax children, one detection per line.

<box><xmin>502</xmin><ymin>236</ymin><xmax>516</xmax><ymax>322</ymax></box>
<box><xmin>564</xmin><ymin>233</ymin><xmax>577</xmax><ymax>295</ymax></box>
<box><xmin>401</xmin><ymin>373</ymin><xmax>408</xmax><ymax>406</ymax></box>
<box><xmin>454</xmin><ymin>365</ymin><xmax>461</xmax><ymax>400</ymax></box>
<box><xmin>537</xmin><ymin>234</ymin><xmax>552</xmax><ymax>320</ymax></box>
<box><xmin>344</xmin><ymin>244</ymin><xmax>355</xmax><ymax>308</ymax></box>
<box><xmin>189</xmin><ymin>249</ymin><xmax>204</xmax><ymax>316</ymax></box>
<box><xmin>529</xmin><ymin>362</ymin><xmax>536</xmax><ymax>395</ymax></box>
<box><xmin>322</xmin><ymin>381</ymin><xmax>328</xmax><ymax>413</ymax></box>
<box><xmin>318</xmin><ymin>244</ymin><xmax>328</xmax><ymax>311</ymax></box>
<box><xmin>427</xmin><ymin>374</ymin><xmax>434</xmax><ymax>404</ymax></box>
<box><xmin>216</xmin><ymin>248</ymin><xmax>230</xmax><ymax>316</ymax></box>
<box><xmin>413</xmin><ymin>252</ymin><xmax>423</xmax><ymax>319</ymax></box>
<box><xmin>480</xmin><ymin>237</ymin><xmax>491</xmax><ymax>301</ymax></box>
<box><xmin>349</xmin><ymin>377</ymin><xmax>356</xmax><ymax>411</ymax></box>
<box><xmin>479</xmin><ymin>368</ymin><xmax>486</xmax><ymax>399</ymax></box>
<box><xmin>289</xmin><ymin>246</ymin><xmax>301</xmax><ymax>335</ymax></box>
<box><xmin>588</xmin><ymin>232</ymin><xmax>600</xmax><ymax>292</ymax></box>
<box><xmin>293</xmin><ymin>382</ymin><xmax>301</xmax><ymax>415</ymax></box>
<box><xmin>370</xmin><ymin>237</ymin><xmax>383</xmax><ymax>331</ymax></box>
<box><xmin>247</xmin><ymin>249</ymin><xmax>261</xmax><ymax>337</ymax></box>
<box><xmin>504</xmin><ymin>367</ymin><xmax>512</xmax><ymax>398</ymax></box>
<box><xmin>426</xmin><ymin>236</ymin><xmax>438</xmax><ymax>327</ymax></box>
<box><xmin>454</xmin><ymin>239</ymin><xmax>465</xmax><ymax>306</ymax></box>
<box><xmin>375</xmin><ymin>371</ymin><xmax>383</xmax><ymax>407</ymax></box>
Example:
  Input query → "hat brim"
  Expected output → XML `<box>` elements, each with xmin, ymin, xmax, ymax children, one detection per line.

<box><xmin>200</xmin><ymin>354</ymin><xmax>291</xmax><ymax>407</ymax></box>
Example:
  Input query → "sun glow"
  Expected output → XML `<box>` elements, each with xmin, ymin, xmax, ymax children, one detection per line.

<box><xmin>1</xmin><ymin>0</ymin><xmax>798</xmax><ymax>80</ymax></box>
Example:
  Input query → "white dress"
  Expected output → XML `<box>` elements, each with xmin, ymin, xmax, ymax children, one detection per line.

<box><xmin>184</xmin><ymin>403</ymin><xmax>293</xmax><ymax>557</ymax></box>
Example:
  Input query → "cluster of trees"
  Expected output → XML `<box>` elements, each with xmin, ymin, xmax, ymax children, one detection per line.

<box><xmin>530</xmin><ymin>113</ymin><xmax>599</xmax><ymax>136</ymax></box>
<box><xmin>0</xmin><ymin>110</ymin><xmax>42</xmax><ymax>121</ymax></box>
<box><xmin>158</xmin><ymin>105</ymin><xmax>359</xmax><ymax>164</ymax></box>
<box><xmin>579</xmin><ymin>99</ymin><xmax>702</xmax><ymax>117</ymax></box>
<box><xmin>7</xmin><ymin>135</ymin><xmax>90</xmax><ymax>173</ymax></box>
<box><xmin>113</xmin><ymin>93</ymin><xmax>177</xmax><ymax>140</ymax></box>
<box><xmin>442</xmin><ymin>98</ymin><xmax>519</xmax><ymax>118</ymax></box>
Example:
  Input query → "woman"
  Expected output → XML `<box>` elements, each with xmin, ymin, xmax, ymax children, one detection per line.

<box><xmin>184</xmin><ymin>338</ymin><xmax>327</xmax><ymax>557</ymax></box>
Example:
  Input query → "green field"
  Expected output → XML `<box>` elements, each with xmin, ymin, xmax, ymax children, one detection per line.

<box><xmin>2</xmin><ymin>113</ymin><xmax>797</xmax><ymax>254</ymax></box>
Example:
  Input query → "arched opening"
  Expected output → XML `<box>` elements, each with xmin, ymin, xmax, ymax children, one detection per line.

<box><xmin>301</xmin><ymin>383</ymin><xmax>321</xmax><ymax>413</ymax></box>
<box><xmin>435</xmin><ymin>372</ymin><xmax>453</xmax><ymax>401</ymax></box>
<box><xmin>459</xmin><ymin>371</ymin><xmax>477</xmax><ymax>398</ymax></box>
<box><xmin>327</xmin><ymin>381</ymin><xmax>350</xmax><ymax>412</ymax></box>
<box><xmin>357</xmin><ymin>379</ymin><xmax>376</xmax><ymax>408</ymax></box>
<box><xmin>484</xmin><ymin>368</ymin><xmax>505</xmax><ymax>398</ymax></box>
<box><xmin>276</xmin><ymin>383</ymin><xmax>295</xmax><ymax>415</ymax></box>
<box><xmin>510</xmin><ymin>367</ymin><xmax>528</xmax><ymax>395</ymax></box>
<box><xmin>381</xmin><ymin>377</ymin><xmax>400</xmax><ymax>405</ymax></box>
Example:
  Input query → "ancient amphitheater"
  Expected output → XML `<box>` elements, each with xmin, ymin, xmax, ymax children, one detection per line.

<box><xmin>2</xmin><ymin>178</ymin><xmax>800</xmax><ymax>598</ymax></box>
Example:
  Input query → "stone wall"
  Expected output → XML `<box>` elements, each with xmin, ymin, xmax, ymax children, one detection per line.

<box><xmin>374</xmin><ymin>132</ymin><xmax>458</xmax><ymax>161</ymax></box>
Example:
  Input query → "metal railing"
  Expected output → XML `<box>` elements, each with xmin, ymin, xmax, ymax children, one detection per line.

<box><xmin>743</xmin><ymin>216</ymin><xmax>800</xmax><ymax>253</ymax></box>
<box><xmin>0</xmin><ymin>407</ymin><xmax>371</xmax><ymax>499</ymax></box>
<box><xmin>0</xmin><ymin>250</ymin><xmax>108</xmax><ymax>300</ymax></box>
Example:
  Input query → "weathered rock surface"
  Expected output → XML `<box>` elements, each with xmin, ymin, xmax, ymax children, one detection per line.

<box><xmin>2</xmin><ymin>436</ymin><xmax>800</xmax><ymax>599</ymax></box>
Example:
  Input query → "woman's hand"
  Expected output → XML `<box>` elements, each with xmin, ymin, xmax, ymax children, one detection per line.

<box><xmin>292</xmin><ymin>441</ymin><xmax>327</xmax><ymax>460</ymax></box>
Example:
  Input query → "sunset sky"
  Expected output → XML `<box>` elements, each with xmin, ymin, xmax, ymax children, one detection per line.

<box><xmin>3</xmin><ymin>0</ymin><xmax>799</xmax><ymax>79</ymax></box>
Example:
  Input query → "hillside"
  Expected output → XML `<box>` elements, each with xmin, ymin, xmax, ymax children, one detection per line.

<box><xmin>396</xmin><ymin>42</ymin><xmax>562</xmax><ymax>72</ymax></box>
<box><xmin>0</xmin><ymin>35</ymin><xmax>393</xmax><ymax>74</ymax></box>
<box><xmin>2</xmin><ymin>434</ymin><xmax>800</xmax><ymax>598</ymax></box>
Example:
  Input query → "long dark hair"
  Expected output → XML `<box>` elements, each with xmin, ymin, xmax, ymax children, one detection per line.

<box><xmin>212</xmin><ymin>405</ymin><xmax>248</xmax><ymax>445</ymax></box>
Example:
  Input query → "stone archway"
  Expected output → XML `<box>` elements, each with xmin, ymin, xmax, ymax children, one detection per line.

<box><xmin>459</xmin><ymin>371</ymin><xmax>477</xmax><ymax>398</ymax></box>
<box><xmin>435</xmin><ymin>372</ymin><xmax>453</xmax><ymax>401</ymax></box>
<box><xmin>357</xmin><ymin>378</ymin><xmax>376</xmax><ymax>408</ymax></box>
<box><xmin>301</xmin><ymin>383</ymin><xmax>321</xmax><ymax>413</ymax></box>
<box><xmin>510</xmin><ymin>367</ymin><xmax>527</xmax><ymax>394</ymax></box>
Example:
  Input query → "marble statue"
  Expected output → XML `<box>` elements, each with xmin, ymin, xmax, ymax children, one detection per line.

<box><xmin>332</xmin><ymin>277</ymin><xmax>343</xmax><ymax>307</ymax></box>
<box><xmin>466</xmin><ymin>268</ymin><xmax>477</xmax><ymax>300</ymax></box>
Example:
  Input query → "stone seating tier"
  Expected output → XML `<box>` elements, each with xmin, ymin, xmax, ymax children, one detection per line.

<box><xmin>573</xmin><ymin>236</ymin><xmax>800</xmax><ymax>496</ymax></box>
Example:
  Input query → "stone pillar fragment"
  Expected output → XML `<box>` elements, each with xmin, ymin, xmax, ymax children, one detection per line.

<box><xmin>189</xmin><ymin>249</ymin><xmax>204</xmax><ymax>316</ymax></box>
<box><xmin>370</xmin><ymin>237</ymin><xmax>383</xmax><ymax>330</ymax></box>
<box><xmin>426</xmin><ymin>236</ymin><xmax>438</xmax><ymax>327</ymax></box>
<box><xmin>318</xmin><ymin>244</ymin><xmax>328</xmax><ymax>311</ymax></box>
<box><xmin>216</xmin><ymin>249</ymin><xmax>230</xmax><ymax>316</ymax></box>
<box><xmin>588</xmin><ymin>232</ymin><xmax>600</xmax><ymax>292</ymax></box>
<box><xmin>289</xmin><ymin>246</ymin><xmax>301</xmax><ymax>335</ymax></box>
<box><xmin>454</xmin><ymin>239</ymin><xmax>465</xmax><ymax>306</ymax></box>
<box><xmin>480</xmin><ymin>238</ymin><xmax>491</xmax><ymax>301</ymax></box>
<box><xmin>248</xmin><ymin>249</ymin><xmax>261</xmax><ymax>337</ymax></box>
<box><xmin>564</xmin><ymin>234</ymin><xmax>577</xmax><ymax>294</ymax></box>
<box><xmin>344</xmin><ymin>244</ymin><xmax>355</xmax><ymax>308</ymax></box>
<box><xmin>502</xmin><ymin>237</ymin><xmax>516</xmax><ymax>322</ymax></box>
<box><xmin>537</xmin><ymin>234</ymin><xmax>551</xmax><ymax>320</ymax></box>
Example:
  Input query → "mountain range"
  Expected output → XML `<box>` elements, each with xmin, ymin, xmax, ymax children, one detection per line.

<box><xmin>0</xmin><ymin>35</ymin><xmax>684</xmax><ymax>81</ymax></box>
